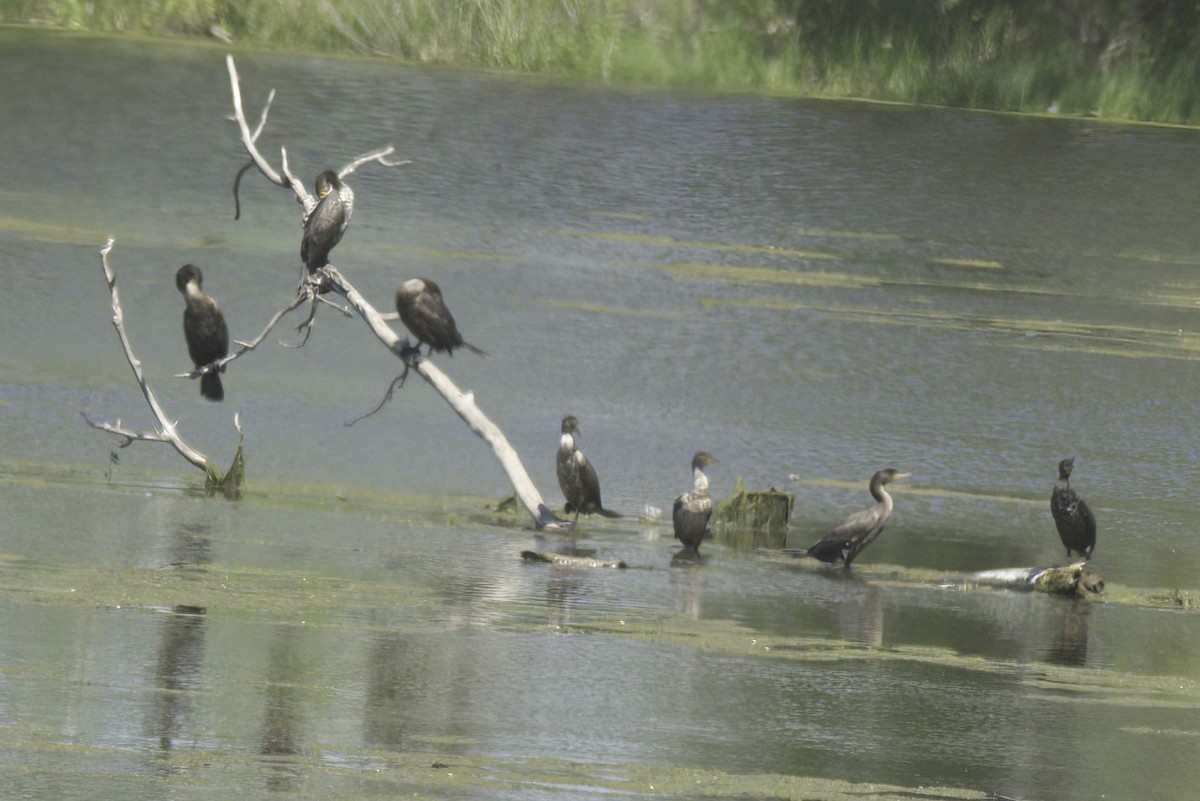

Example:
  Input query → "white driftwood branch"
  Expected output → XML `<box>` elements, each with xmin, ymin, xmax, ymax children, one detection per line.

<box><xmin>226</xmin><ymin>55</ymin><xmax>565</xmax><ymax>531</ymax></box>
<box><xmin>325</xmin><ymin>267</ymin><xmax>568</xmax><ymax>531</ymax></box>
<box><xmin>89</xmin><ymin>238</ymin><xmax>214</xmax><ymax>475</ymax></box>
<box><xmin>81</xmin><ymin>413</ymin><xmax>170</xmax><ymax>447</ymax></box>
<box><xmin>225</xmin><ymin>53</ymin><xmax>405</xmax><ymax>219</ymax></box>
<box><xmin>339</xmin><ymin>147</ymin><xmax>411</xmax><ymax>178</ymax></box>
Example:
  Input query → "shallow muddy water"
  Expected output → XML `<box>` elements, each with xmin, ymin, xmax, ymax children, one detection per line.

<box><xmin>1</xmin><ymin>27</ymin><xmax>1199</xmax><ymax>801</ymax></box>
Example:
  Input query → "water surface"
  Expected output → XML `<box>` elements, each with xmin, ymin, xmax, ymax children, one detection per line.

<box><xmin>2</xmin><ymin>28</ymin><xmax>1199</xmax><ymax>801</ymax></box>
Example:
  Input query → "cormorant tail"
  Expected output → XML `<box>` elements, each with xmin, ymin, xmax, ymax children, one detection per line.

<box><xmin>463</xmin><ymin>341</ymin><xmax>488</xmax><ymax>356</ymax></box>
<box><xmin>200</xmin><ymin>372</ymin><xmax>224</xmax><ymax>402</ymax></box>
<box><xmin>597</xmin><ymin>507</ymin><xmax>621</xmax><ymax>519</ymax></box>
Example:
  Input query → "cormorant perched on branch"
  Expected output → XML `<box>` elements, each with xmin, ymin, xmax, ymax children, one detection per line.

<box><xmin>301</xmin><ymin>170</ymin><xmax>353</xmax><ymax>275</ymax></box>
<box><xmin>557</xmin><ymin>415</ymin><xmax>620</xmax><ymax>521</ymax></box>
<box><xmin>175</xmin><ymin>264</ymin><xmax>229</xmax><ymax>402</ymax></box>
<box><xmin>805</xmin><ymin>468</ymin><xmax>910</xmax><ymax>568</ymax></box>
<box><xmin>1051</xmin><ymin>457</ymin><xmax>1096</xmax><ymax>560</ymax></box>
<box><xmin>673</xmin><ymin>451</ymin><xmax>717</xmax><ymax>553</ymax></box>
<box><xmin>394</xmin><ymin>278</ymin><xmax>485</xmax><ymax>356</ymax></box>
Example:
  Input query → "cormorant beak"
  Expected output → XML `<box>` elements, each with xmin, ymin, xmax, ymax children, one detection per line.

<box><xmin>894</xmin><ymin>472</ymin><xmax>912</xmax><ymax>481</ymax></box>
<box><xmin>318</xmin><ymin>187</ymin><xmax>332</xmax><ymax>199</ymax></box>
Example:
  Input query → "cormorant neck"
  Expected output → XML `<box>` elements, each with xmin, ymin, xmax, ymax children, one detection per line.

<box><xmin>559</xmin><ymin>432</ymin><xmax>575</xmax><ymax>453</ymax></box>
<box><xmin>184</xmin><ymin>280</ymin><xmax>214</xmax><ymax>310</ymax></box>
<box><xmin>869</xmin><ymin>476</ymin><xmax>892</xmax><ymax>510</ymax></box>
<box><xmin>692</xmin><ymin>466</ymin><xmax>709</xmax><ymax>496</ymax></box>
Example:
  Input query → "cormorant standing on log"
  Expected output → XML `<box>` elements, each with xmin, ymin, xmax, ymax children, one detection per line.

<box><xmin>1051</xmin><ymin>457</ymin><xmax>1096</xmax><ymax>560</ymax></box>
<box><xmin>557</xmin><ymin>415</ymin><xmax>620</xmax><ymax>521</ymax></box>
<box><xmin>394</xmin><ymin>278</ymin><xmax>485</xmax><ymax>356</ymax></box>
<box><xmin>805</xmin><ymin>468</ymin><xmax>910</xmax><ymax>568</ymax></box>
<box><xmin>175</xmin><ymin>264</ymin><xmax>229</xmax><ymax>402</ymax></box>
<box><xmin>673</xmin><ymin>451</ymin><xmax>717</xmax><ymax>553</ymax></box>
<box><xmin>301</xmin><ymin>170</ymin><xmax>353</xmax><ymax>276</ymax></box>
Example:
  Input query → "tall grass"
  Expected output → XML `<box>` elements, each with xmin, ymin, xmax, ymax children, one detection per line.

<box><xmin>5</xmin><ymin>0</ymin><xmax>1200</xmax><ymax>125</ymax></box>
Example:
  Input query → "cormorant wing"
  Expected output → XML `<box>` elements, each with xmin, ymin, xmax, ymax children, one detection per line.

<box><xmin>577</xmin><ymin>452</ymin><xmax>603</xmax><ymax>509</ymax></box>
<box><xmin>808</xmin><ymin>506</ymin><xmax>885</xmax><ymax>562</ymax></box>
<box><xmin>301</xmin><ymin>194</ymin><xmax>347</xmax><ymax>270</ymax></box>
<box><xmin>1078</xmin><ymin>498</ymin><xmax>1097</xmax><ymax>538</ymax></box>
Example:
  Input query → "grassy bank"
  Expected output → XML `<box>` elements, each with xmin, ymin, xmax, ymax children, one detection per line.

<box><xmin>5</xmin><ymin>0</ymin><xmax>1200</xmax><ymax>124</ymax></box>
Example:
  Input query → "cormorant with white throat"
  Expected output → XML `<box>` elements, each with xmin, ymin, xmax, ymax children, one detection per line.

<box><xmin>175</xmin><ymin>264</ymin><xmax>229</xmax><ymax>402</ymax></box>
<box><xmin>1051</xmin><ymin>457</ymin><xmax>1096</xmax><ymax>560</ymax></box>
<box><xmin>301</xmin><ymin>170</ymin><xmax>353</xmax><ymax>276</ymax></box>
<box><xmin>673</xmin><ymin>452</ymin><xmax>717</xmax><ymax>553</ymax></box>
<box><xmin>395</xmin><ymin>278</ymin><xmax>485</xmax><ymax>356</ymax></box>
<box><xmin>556</xmin><ymin>415</ymin><xmax>620</xmax><ymax>521</ymax></box>
<box><xmin>805</xmin><ymin>468</ymin><xmax>910</xmax><ymax>568</ymax></box>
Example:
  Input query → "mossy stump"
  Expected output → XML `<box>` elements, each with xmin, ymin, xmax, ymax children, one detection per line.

<box><xmin>712</xmin><ymin>477</ymin><xmax>794</xmax><ymax>550</ymax></box>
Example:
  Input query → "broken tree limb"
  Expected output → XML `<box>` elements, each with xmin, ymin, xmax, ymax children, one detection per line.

<box><xmin>225</xmin><ymin>57</ymin><xmax>566</xmax><ymax>531</ymax></box>
<box><xmin>86</xmin><ymin>238</ymin><xmax>244</xmax><ymax>497</ymax></box>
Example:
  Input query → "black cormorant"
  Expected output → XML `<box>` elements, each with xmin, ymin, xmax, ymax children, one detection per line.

<box><xmin>300</xmin><ymin>170</ymin><xmax>353</xmax><ymax>275</ymax></box>
<box><xmin>673</xmin><ymin>451</ymin><xmax>716</xmax><ymax>553</ymax></box>
<box><xmin>556</xmin><ymin>415</ymin><xmax>620</xmax><ymax>521</ymax></box>
<box><xmin>805</xmin><ymin>468</ymin><xmax>910</xmax><ymax>568</ymax></box>
<box><xmin>175</xmin><ymin>264</ymin><xmax>229</xmax><ymax>402</ymax></box>
<box><xmin>394</xmin><ymin>278</ymin><xmax>485</xmax><ymax>356</ymax></box>
<box><xmin>1051</xmin><ymin>457</ymin><xmax>1096</xmax><ymax>560</ymax></box>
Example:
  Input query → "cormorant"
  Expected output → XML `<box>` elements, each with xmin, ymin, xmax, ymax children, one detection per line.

<box><xmin>673</xmin><ymin>451</ymin><xmax>717</xmax><ymax>553</ymax></box>
<box><xmin>300</xmin><ymin>170</ymin><xmax>353</xmax><ymax>275</ymax></box>
<box><xmin>1051</xmin><ymin>457</ymin><xmax>1096</xmax><ymax>560</ymax></box>
<box><xmin>394</xmin><ymin>278</ymin><xmax>485</xmax><ymax>356</ymax></box>
<box><xmin>175</xmin><ymin>264</ymin><xmax>229</xmax><ymax>402</ymax></box>
<box><xmin>556</xmin><ymin>415</ymin><xmax>620</xmax><ymax>521</ymax></box>
<box><xmin>805</xmin><ymin>468</ymin><xmax>910</xmax><ymax>568</ymax></box>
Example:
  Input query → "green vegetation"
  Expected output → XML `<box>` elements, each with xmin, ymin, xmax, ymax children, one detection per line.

<box><xmin>5</xmin><ymin>0</ymin><xmax>1200</xmax><ymax>124</ymax></box>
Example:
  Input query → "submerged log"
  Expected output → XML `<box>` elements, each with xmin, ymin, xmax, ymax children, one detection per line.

<box><xmin>712</xmin><ymin>477</ymin><xmax>793</xmax><ymax>549</ymax></box>
<box><xmin>521</xmin><ymin>550</ymin><xmax>629</xmax><ymax>569</ymax></box>
<box><xmin>964</xmin><ymin>561</ymin><xmax>1103</xmax><ymax>597</ymax></box>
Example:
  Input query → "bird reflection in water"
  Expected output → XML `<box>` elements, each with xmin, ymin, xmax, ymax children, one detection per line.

<box><xmin>1045</xmin><ymin>600</ymin><xmax>1091</xmax><ymax>667</ymax></box>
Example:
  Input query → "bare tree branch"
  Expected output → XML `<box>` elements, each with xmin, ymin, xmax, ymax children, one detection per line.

<box><xmin>225</xmin><ymin>53</ymin><xmax>406</xmax><ymax>219</ymax></box>
<box><xmin>338</xmin><ymin>147</ymin><xmax>411</xmax><ymax>179</ymax></box>
<box><xmin>81</xmin><ymin>412</ymin><xmax>170</xmax><ymax>448</ymax></box>
<box><xmin>225</xmin><ymin>56</ymin><xmax>566</xmax><ymax>531</ymax></box>
<box><xmin>89</xmin><ymin>238</ymin><xmax>222</xmax><ymax>483</ymax></box>
<box><xmin>175</xmin><ymin>290</ymin><xmax>310</xmax><ymax>382</ymax></box>
<box><xmin>324</xmin><ymin>267</ymin><xmax>568</xmax><ymax>531</ymax></box>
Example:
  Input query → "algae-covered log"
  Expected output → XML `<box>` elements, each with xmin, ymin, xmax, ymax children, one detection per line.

<box><xmin>521</xmin><ymin>550</ymin><xmax>629</xmax><ymax>569</ymax></box>
<box><xmin>712</xmin><ymin>476</ymin><xmax>794</xmax><ymax>549</ymax></box>
<box><xmin>967</xmin><ymin>561</ymin><xmax>1103</xmax><ymax>597</ymax></box>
